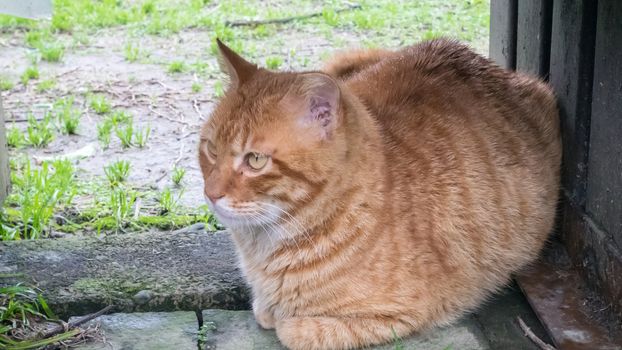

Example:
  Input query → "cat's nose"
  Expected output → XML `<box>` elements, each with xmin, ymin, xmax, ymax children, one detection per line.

<box><xmin>205</xmin><ymin>190</ymin><xmax>225</xmax><ymax>203</ymax></box>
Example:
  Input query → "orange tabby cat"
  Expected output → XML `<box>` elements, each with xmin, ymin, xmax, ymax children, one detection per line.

<box><xmin>199</xmin><ymin>39</ymin><xmax>561</xmax><ymax>350</ymax></box>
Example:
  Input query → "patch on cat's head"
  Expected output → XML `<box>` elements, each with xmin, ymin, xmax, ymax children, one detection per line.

<box><xmin>281</xmin><ymin>73</ymin><xmax>341</xmax><ymax>140</ymax></box>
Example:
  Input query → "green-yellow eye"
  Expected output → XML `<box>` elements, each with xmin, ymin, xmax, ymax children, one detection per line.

<box><xmin>247</xmin><ymin>152</ymin><xmax>269</xmax><ymax>170</ymax></box>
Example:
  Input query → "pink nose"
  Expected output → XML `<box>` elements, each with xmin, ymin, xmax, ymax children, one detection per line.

<box><xmin>205</xmin><ymin>191</ymin><xmax>224</xmax><ymax>203</ymax></box>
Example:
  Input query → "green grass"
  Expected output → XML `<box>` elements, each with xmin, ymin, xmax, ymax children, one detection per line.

<box><xmin>2</xmin><ymin>159</ymin><xmax>75</xmax><ymax>240</ymax></box>
<box><xmin>0</xmin><ymin>77</ymin><xmax>14</xmax><ymax>91</ymax></box>
<box><xmin>158</xmin><ymin>187</ymin><xmax>181</xmax><ymax>215</ymax></box>
<box><xmin>213</xmin><ymin>81</ymin><xmax>224</xmax><ymax>98</ymax></box>
<box><xmin>35</xmin><ymin>78</ymin><xmax>56</xmax><ymax>92</ymax></box>
<box><xmin>0</xmin><ymin>283</ymin><xmax>81</xmax><ymax>348</ymax></box>
<box><xmin>38</xmin><ymin>42</ymin><xmax>64</xmax><ymax>62</ymax></box>
<box><xmin>108</xmin><ymin>188</ymin><xmax>137</xmax><ymax>232</ymax></box>
<box><xmin>89</xmin><ymin>94</ymin><xmax>112</xmax><ymax>114</ymax></box>
<box><xmin>97</xmin><ymin>120</ymin><xmax>113</xmax><ymax>148</ymax></box>
<box><xmin>104</xmin><ymin>160</ymin><xmax>131</xmax><ymax>186</ymax></box>
<box><xmin>51</xmin><ymin>97</ymin><xmax>80</xmax><ymax>135</ymax></box>
<box><xmin>134</xmin><ymin>125</ymin><xmax>151</xmax><ymax>148</ymax></box>
<box><xmin>167</xmin><ymin>60</ymin><xmax>186</xmax><ymax>74</ymax></box>
<box><xmin>124</xmin><ymin>42</ymin><xmax>140</xmax><ymax>62</ymax></box>
<box><xmin>265</xmin><ymin>56</ymin><xmax>283</xmax><ymax>69</ymax></box>
<box><xmin>191</xmin><ymin>82</ymin><xmax>203</xmax><ymax>93</ymax></box>
<box><xmin>25</xmin><ymin>114</ymin><xmax>54</xmax><ymax>148</ymax></box>
<box><xmin>20</xmin><ymin>66</ymin><xmax>39</xmax><ymax>85</ymax></box>
<box><xmin>171</xmin><ymin>167</ymin><xmax>186</xmax><ymax>186</ymax></box>
<box><xmin>115</xmin><ymin>121</ymin><xmax>134</xmax><ymax>148</ymax></box>
<box><xmin>6</xmin><ymin>125</ymin><xmax>23</xmax><ymax>149</ymax></box>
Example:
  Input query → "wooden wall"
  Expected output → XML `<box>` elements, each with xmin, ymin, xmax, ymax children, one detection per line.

<box><xmin>490</xmin><ymin>0</ymin><xmax>622</xmax><ymax>319</ymax></box>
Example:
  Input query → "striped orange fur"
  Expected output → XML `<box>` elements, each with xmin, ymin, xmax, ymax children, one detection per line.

<box><xmin>198</xmin><ymin>39</ymin><xmax>561</xmax><ymax>350</ymax></box>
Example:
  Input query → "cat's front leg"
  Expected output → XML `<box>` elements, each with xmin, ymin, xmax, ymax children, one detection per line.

<box><xmin>276</xmin><ymin>315</ymin><xmax>416</xmax><ymax>350</ymax></box>
<box><xmin>252</xmin><ymin>298</ymin><xmax>276</xmax><ymax>329</ymax></box>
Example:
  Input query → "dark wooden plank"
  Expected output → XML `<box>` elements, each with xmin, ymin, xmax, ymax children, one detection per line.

<box><xmin>586</xmin><ymin>0</ymin><xmax>622</xmax><ymax>249</ymax></box>
<box><xmin>489</xmin><ymin>0</ymin><xmax>517</xmax><ymax>69</ymax></box>
<box><xmin>562</xmin><ymin>197</ymin><xmax>622</xmax><ymax>323</ymax></box>
<box><xmin>516</xmin><ymin>0</ymin><xmax>553</xmax><ymax>77</ymax></box>
<box><xmin>516</xmin><ymin>241</ymin><xmax>622</xmax><ymax>349</ymax></box>
<box><xmin>548</xmin><ymin>0</ymin><xmax>597</xmax><ymax>207</ymax></box>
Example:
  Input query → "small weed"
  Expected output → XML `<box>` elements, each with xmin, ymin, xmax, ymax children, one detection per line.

<box><xmin>25</xmin><ymin>30</ymin><xmax>48</xmax><ymax>47</ymax></box>
<box><xmin>109</xmin><ymin>188</ymin><xmax>137</xmax><ymax>231</ymax></box>
<box><xmin>25</xmin><ymin>114</ymin><xmax>54</xmax><ymax>148</ymax></box>
<box><xmin>109</xmin><ymin>110</ymin><xmax>132</xmax><ymax>125</ymax></box>
<box><xmin>171</xmin><ymin>167</ymin><xmax>186</xmax><ymax>186</ymax></box>
<box><xmin>124</xmin><ymin>42</ymin><xmax>140</xmax><ymax>62</ymax></box>
<box><xmin>167</xmin><ymin>60</ymin><xmax>185</xmax><ymax>74</ymax></box>
<box><xmin>6</xmin><ymin>125</ymin><xmax>23</xmax><ymax>148</ymax></box>
<box><xmin>53</xmin><ymin>96</ymin><xmax>80</xmax><ymax>134</ymax></box>
<box><xmin>265</xmin><ymin>56</ymin><xmax>283</xmax><ymax>70</ymax></box>
<box><xmin>2</xmin><ymin>159</ymin><xmax>75</xmax><ymax>239</ymax></box>
<box><xmin>213</xmin><ymin>80</ymin><xmax>224</xmax><ymax>98</ymax></box>
<box><xmin>197</xmin><ymin>321</ymin><xmax>216</xmax><ymax>349</ymax></box>
<box><xmin>35</xmin><ymin>78</ymin><xmax>56</xmax><ymax>92</ymax></box>
<box><xmin>191</xmin><ymin>82</ymin><xmax>202</xmax><ymax>93</ymax></box>
<box><xmin>115</xmin><ymin>121</ymin><xmax>134</xmax><ymax>148</ymax></box>
<box><xmin>134</xmin><ymin>125</ymin><xmax>150</xmax><ymax>148</ymax></box>
<box><xmin>322</xmin><ymin>9</ymin><xmax>340</xmax><ymax>26</ymax></box>
<box><xmin>97</xmin><ymin>120</ymin><xmax>113</xmax><ymax>148</ymax></box>
<box><xmin>158</xmin><ymin>187</ymin><xmax>181</xmax><ymax>215</ymax></box>
<box><xmin>89</xmin><ymin>94</ymin><xmax>112</xmax><ymax>114</ymax></box>
<box><xmin>0</xmin><ymin>77</ymin><xmax>14</xmax><ymax>91</ymax></box>
<box><xmin>38</xmin><ymin>42</ymin><xmax>64</xmax><ymax>62</ymax></box>
<box><xmin>142</xmin><ymin>1</ymin><xmax>156</xmax><ymax>14</ymax></box>
<box><xmin>104</xmin><ymin>160</ymin><xmax>131</xmax><ymax>186</ymax></box>
<box><xmin>20</xmin><ymin>66</ymin><xmax>39</xmax><ymax>85</ymax></box>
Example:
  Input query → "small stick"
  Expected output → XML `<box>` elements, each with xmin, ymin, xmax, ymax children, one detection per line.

<box><xmin>39</xmin><ymin>305</ymin><xmax>113</xmax><ymax>339</ymax></box>
<box><xmin>225</xmin><ymin>4</ymin><xmax>361</xmax><ymax>27</ymax></box>
<box><xmin>193</xmin><ymin>99</ymin><xmax>204</xmax><ymax>120</ymax></box>
<box><xmin>517</xmin><ymin>316</ymin><xmax>557</xmax><ymax>350</ymax></box>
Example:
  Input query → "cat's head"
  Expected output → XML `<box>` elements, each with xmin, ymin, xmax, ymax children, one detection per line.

<box><xmin>199</xmin><ymin>40</ymin><xmax>346</xmax><ymax>229</ymax></box>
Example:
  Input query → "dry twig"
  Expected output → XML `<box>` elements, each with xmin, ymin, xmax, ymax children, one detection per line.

<box><xmin>225</xmin><ymin>4</ymin><xmax>361</xmax><ymax>27</ymax></box>
<box><xmin>517</xmin><ymin>316</ymin><xmax>557</xmax><ymax>350</ymax></box>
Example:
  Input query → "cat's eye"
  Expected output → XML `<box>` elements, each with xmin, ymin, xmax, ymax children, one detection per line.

<box><xmin>206</xmin><ymin>143</ymin><xmax>217</xmax><ymax>160</ymax></box>
<box><xmin>246</xmin><ymin>152</ymin><xmax>269</xmax><ymax>170</ymax></box>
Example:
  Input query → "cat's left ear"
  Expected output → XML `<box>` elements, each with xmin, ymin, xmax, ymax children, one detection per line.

<box><xmin>282</xmin><ymin>73</ymin><xmax>341</xmax><ymax>140</ymax></box>
<box><xmin>216</xmin><ymin>39</ymin><xmax>257</xmax><ymax>88</ymax></box>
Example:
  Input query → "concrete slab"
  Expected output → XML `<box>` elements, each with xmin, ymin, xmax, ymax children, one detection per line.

<box><xmin>0</xmin><ymin>231</ymin><xmax>249</xmax><ymax>318</ymax></box>
<box><xmin>199</xmin><ymin>310</ymin><xmax>490</xmax><ymax>350</ymax></box>
<box><xmin>75</xmin><ymin>311</ymin><xmax>198</xmax><ymax>350</ymax></box>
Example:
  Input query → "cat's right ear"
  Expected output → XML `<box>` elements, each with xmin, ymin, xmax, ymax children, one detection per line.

<box><xmin>216</xmin><ymin>39</ymin><xmax>258</xmax><ymax>88</ymax></box>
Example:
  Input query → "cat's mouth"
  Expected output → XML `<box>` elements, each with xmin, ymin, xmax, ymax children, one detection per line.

<box><xmin>208</xmin><ymin>199</ymin><xmax>282</xmax><ymax>228</ymax></box>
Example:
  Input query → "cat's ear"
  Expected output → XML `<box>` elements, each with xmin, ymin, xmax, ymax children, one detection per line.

<box><xmin>282</xmin><ymin>73</ymin><xmax>341</xmax><ymax>140</ymax></box>
<box><xmin>216</xmin><ymin>39</ymin><xmax>257</xmax><ymax>88</ymax></box>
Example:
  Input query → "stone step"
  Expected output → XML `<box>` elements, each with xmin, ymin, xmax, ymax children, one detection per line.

<box><xmin>74</xmin><ymin>310</ymin><xmax>491</xmax><ymax>350</ymax></box>
<box><xmin>0</xmin><ymin>230</ymin><xmax>249</xmax><ymax>318</ymax></box>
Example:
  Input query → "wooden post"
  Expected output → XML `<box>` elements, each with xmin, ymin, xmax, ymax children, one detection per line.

<box><xmin>0</xmin><ymin>96</ymin><xmax>10</xmax><ymax>205</ymax></box>
<box><xmin>516</xmin><ymin>0</ymin><xmax>553</xmax><ymax>76</ymax></box>
<box><xmin>489</xmin><ymin>0</ymin><xmax>518</xmax><ymax>69</ymax></box>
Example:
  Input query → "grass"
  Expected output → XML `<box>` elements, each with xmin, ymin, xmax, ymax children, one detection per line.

<box><xmin>0</xmin><ymin>77</ymin><xmax>14</xmax><ymax>91</ymax></box>
<box><xmin>97</xmin><ymin>120</ymin><xmax>113</xmax><ymax>148</ymax></box>
<box><xmin>171</xmin><ymin>167</ymin><xmax>186</xmax><ymax>186</ymax></box>
<box><xmin>89</xmin><ymin>94</ymin><xmax>112</xmax><ymax>114</ymax></box>
<box><xmin>6</xmin><ymin>126</ymin><xmax>23</xmax><ymax>149</ymax></box>
<box><xmin>35</xmin><ymin>79</ymin><xmax>56</xmax><ymax>92</ymax></box>
<box><xmin>265</xmin><ymin>56</ymin><xmax>283</xmax><ymax>69</ymax></box>
<box><xmin>167</xmin><ymin>60</ymin><xmax>186</xmax><ymax>74</ymax></box>
<box><xmin>134</xmin><ymin>125</ymin><xmax>151</xmax><ymax>148</ymax></box>
<box><xmin>158</xmin><ymin>187</ymin><xmax>181</xmax><ymax>215</ymax></box>
<box><xmin>191</xmin><ymin>82</ymin><xmax>203</xmax><ymax>93</ymax></box>
<box><xmin>0</xmin><ymin>283</ymin><xmax>81</xmax><ymax>349</ymax></box>
<box><xmin>20</xmin><ymin>66</ymin><xmax>39</xmax><ymax>85</ymax></box>
<box><xmin>124</xmin><ymin>42</ymin><xmax>140</xmax><ymax>62</ymax></box>
<box><xmin>25</xmin><ymin>114</ymin><xmax>54</xmax><ymax>148</ymax></box>
<box><xmin>2</xmin><ymin>159</ymin><xmax>75</xmax><ymax>240</ymax></box>
<box><xmin>52</xmin><ymin>96</ymin><xmax>80</xmax><ymax>135</ymax></box>
<box><xmin>38</xmin><ymin>42</ymin><xmax>64</xmax><ymax>62</ymax></box>
<box><xmin>108</xmin><ymin>188</ymin><xmax>137</xmax><ymax>231</ymax></box>
<box><xmin>104</xmin><ymin>160</ymin><xmax>131</xmax><ymax>186</ymax></box>
<box><xmin>115</xmin><ymin>121</ymin><xmax>134</xmax><ymax>148</ymax></box>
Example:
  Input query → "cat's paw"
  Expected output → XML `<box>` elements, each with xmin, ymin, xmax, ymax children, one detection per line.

<box><xmin>252</xmin><ymin>301</ymin><xmax>276</xmax><ymax>329</ymax></box>
<box><xmin>276</xmin><ymin>318</ymin><xmax>320</xmax><ymax>350</ymax></box>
